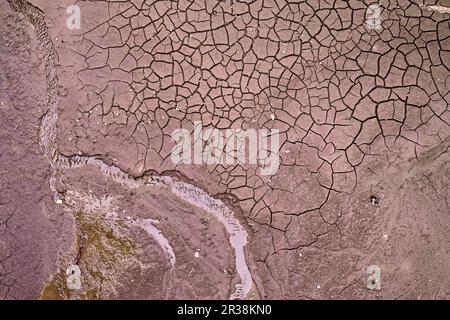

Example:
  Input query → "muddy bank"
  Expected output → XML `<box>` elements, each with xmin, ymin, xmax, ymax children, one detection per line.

<box><xmin>0</xmin><ymin>0</ymin><xmax>73</xmax><ymax>299</ymax></box>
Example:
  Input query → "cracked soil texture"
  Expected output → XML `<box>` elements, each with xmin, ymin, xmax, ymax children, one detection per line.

<box><xmin>1</xmin><ymin>0</ymin><xmax>450</xmax><ymax>299</ymax></box>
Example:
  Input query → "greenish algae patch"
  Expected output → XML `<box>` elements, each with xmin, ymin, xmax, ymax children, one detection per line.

<box><xmin>41</xmin><ymin>210</ymin><xmax>136</xmax><ymax>300</ymax></box>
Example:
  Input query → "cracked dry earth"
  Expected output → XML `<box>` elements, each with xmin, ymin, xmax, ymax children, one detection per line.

<box><xmin>1</xmin><ymin>0</ymin><xmax>450</xmax><ymax>300</ymax></box>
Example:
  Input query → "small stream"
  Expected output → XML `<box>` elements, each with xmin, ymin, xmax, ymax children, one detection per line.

<box><xmin>9</xmin><ymin>0</ymin><xmax>253</xmax><ymax>300</ymax></box>
<box><xmin>132</xmin><ymin>218</ymin><xmax>176</xmax><ymax>269</ymax></box>
<box><xmin>170</xmin><ymin>181</ymin><xmax>252</xmax><ymax>300</ymax></box>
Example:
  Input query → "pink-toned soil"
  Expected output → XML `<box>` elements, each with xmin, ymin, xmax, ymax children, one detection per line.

<box><xmin>1</xmin><ymin>0</ymin><xmax>450</xmax><ymax>300</ymax></box>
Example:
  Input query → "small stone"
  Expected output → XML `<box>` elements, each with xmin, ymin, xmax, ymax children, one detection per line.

<box><xmin>370</xmin><ymin>195</ymin><xmax>379</xmax><ymax>205</ymax></box>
